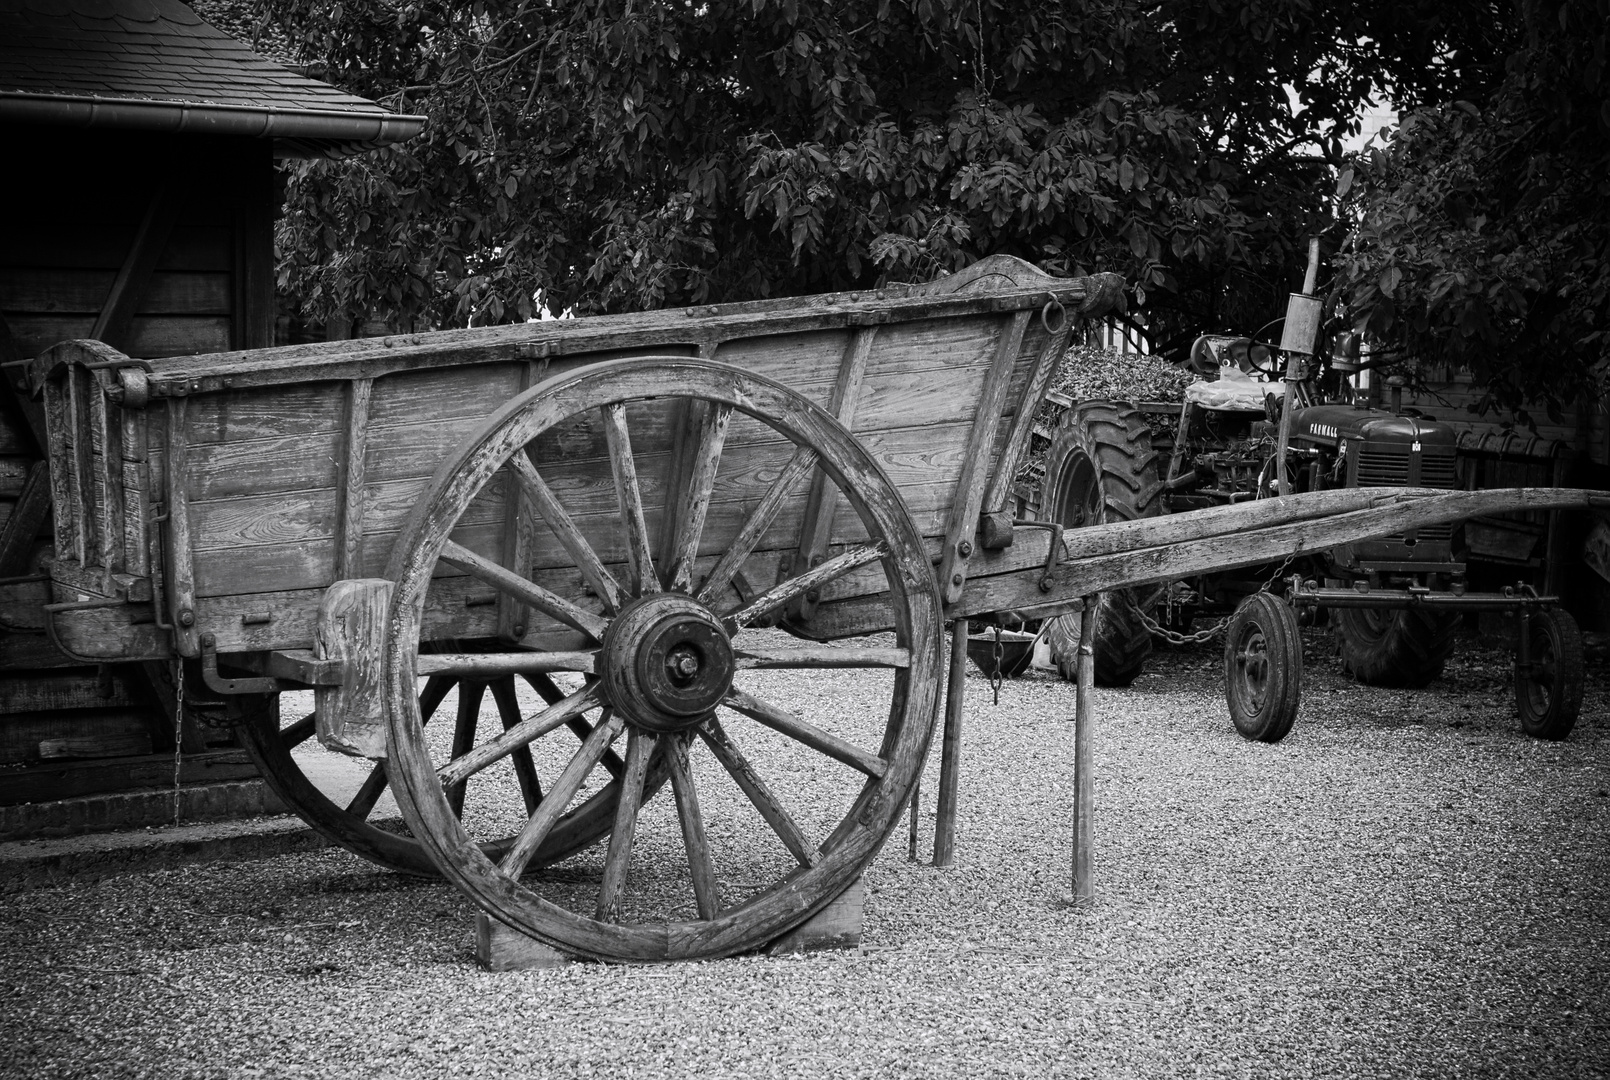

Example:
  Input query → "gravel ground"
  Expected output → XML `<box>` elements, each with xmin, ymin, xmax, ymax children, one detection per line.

<box><xmin>2</xmin><ymin>626</ymin><xmax>1607</xmax><ymax>1080</ymax></box>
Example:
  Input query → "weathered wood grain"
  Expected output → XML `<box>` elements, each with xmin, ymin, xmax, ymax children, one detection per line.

<box><xmin>335</xmin><ymin>379</ymin><xmax>374</xmax><ymax>580</ymax></box>
<box><xmin>314</xmin><ymin>579</ymin><xmax>393</xmax><ymax>759</ymax></box>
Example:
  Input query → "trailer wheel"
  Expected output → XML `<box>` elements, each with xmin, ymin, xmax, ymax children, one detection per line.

<box><xmin>381</xmin><ymin>358</ymin><xmax>942</xmax><ymax>962</ymax></box>
<box><xmin>1224</xmin><ymin>593</ymin><xmax>1302</xmax><ymax>743</ymax></box>
<box><xmin>1040</xmin><ymin>401</ymin><xmax>1162</xmax><ymax>687</ymax></box>
<box><xmin>1516</xmin><ymin>607</ymin><xmax>1584</xmax><ymax>740</ymax></box>
<box><xmin>1334</xmin><ymin>606</ymin><xmax>1458</xmax><ymax>688</ymax></box>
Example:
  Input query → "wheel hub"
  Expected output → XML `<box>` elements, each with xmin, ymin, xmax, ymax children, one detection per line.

<box><xmin>600</xmin><ymin>594</ymin><xmax>735</xmax><ymax>732</ymax></box>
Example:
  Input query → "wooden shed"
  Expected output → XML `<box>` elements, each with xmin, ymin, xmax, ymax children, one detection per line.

<box><xmin>0</xmin><ymin>0</ymin><xmax>422</xmax><ymax>835</ymax></box>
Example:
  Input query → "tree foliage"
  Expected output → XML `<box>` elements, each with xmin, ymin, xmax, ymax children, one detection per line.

<box><xmin>1333</xmin><ymin>0</ymin><xmax>1609</xmax><ymax>417</ymax></box>
<box><xmin>261</xmin><ymin>0</ymin><xmax>1508</xmax><ymax>354</ymax></box>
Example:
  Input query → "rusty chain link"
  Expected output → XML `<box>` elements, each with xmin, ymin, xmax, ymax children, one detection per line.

<box><xmin>1134</xmin><ymin>552</ymin><xmax>1301</xmax><ymax>645</ymax></box>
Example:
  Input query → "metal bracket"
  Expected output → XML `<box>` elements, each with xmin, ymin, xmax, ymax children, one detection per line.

<box><xmin>1010</xmin><ymin>519</ymin><xmax>1065</xmax><ymax>592</ymax></box>
<box><xmin>199</xmin><ymin>633</ymin><xmax>304</xmax><ymax>695</ymax></box>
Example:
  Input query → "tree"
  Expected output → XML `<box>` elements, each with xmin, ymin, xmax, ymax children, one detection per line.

<box><xmin>259</xmin><ymin>0</ymin><xmax>1512</xmax><ymax>354</ymax></box>
<box><xmin>1332</xmin><ymin>0</ymin><xmax>1609</xmax><ymax>419</ymax></box>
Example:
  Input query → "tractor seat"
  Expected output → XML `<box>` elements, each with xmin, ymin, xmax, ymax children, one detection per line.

<box><xmin>1183</xmin><ymin>365</ymin><xmax>1274</xmax><ymax>412</ymax></box>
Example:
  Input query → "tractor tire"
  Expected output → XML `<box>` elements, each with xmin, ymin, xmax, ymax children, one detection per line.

<box><xmin>1334</xmin><ymin>607</ymin><xmax>1458</xmax><ymax>688</ymax></box>
<box><xmin>1515</xmin><ymin>607</ymin><xmax>1584</xmax><ymax>740</ymax></box>
<box><xmin>1223</xmin><ymin>592</ymin><xmax>1303</xmax><ymax>743</ymax></box>
<box><xmin>1041</xmin><ymin>400</ymin><xmax>1162</xmax><ymax>687</ymax></box>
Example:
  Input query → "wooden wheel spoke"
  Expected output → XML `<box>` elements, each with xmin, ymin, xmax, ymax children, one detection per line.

<box><xmin>519</xmin><ymin>672</ymin><xmax>624</xmax><ymax>777</ymax></box>
<box><xmin>281</xmin><ymin>711</ymin><xmax>316</xmax><ymax>750</ymax></box>
<box><xmin>445</xmin><ymin>680</ymin><xmax>486</xmax><ymax>818</ymax></box>
<box><xmin>723</xmin><ymin>687</ymin><xmax>887</xmax><ymax>778</ymax></box>
<box><xmin>439</xmin><ymin>539</ymin><xmax>609</xmax><ymax>641</ymax></box>
<box><xmin>507</xmin><ymin>452</ymin><xmax>625</xmax><ymax>614</ymax></box>
<box><xmin>723</xmin><ymin>541</ymin><xmax>887</xmax><ymax>629</ymax></box>
<box><xmin>344</xmin><ymin>675</ymin><xmax>455</xmax><ymax>820</ymax></box>
<box><xmin>699</xmin><ymin>718</ymin><xmax>816</xmax><ymax>867</ymax></box>
<box><xmin>596</xmin><ymin>728</ymin><xmax>658</xmax><ymax>923</ymax></box>
<box><xmin>735</xmin><ymin>643</ymin><xmax>910</xmax><ymax>670</ymax></box>
<box><xmin>344</xmin><ymin>763</ymin><xmax>389</xmax><ymax>820</ymax></box>
<box><xmin>501</xmin><ymin>712</ymin><xmax>625</xmax><ymax>879</ymax></box>
<box><xmin>490</xmin><ymin>676</ymin><xmax>543</xmax><ymax>816</ymax></box>
<box><xmin>438</xmin><ymin>683</ymin><xmax>603</xmax><ymax>790</ymax></box>
<box><xmin>602</xmin><ymin>403</ymin><xmax>659</xmax><ymax>596</ymax></box>
<box><xmin>667</xmin><ymin>402</ymin><xmax>732</xmax><ymax>594</ymax></box>
<box><xmin>665</xmin><ymin>732</ymin><xmax>720</xmax><ymax>920</ymax></box>
<box><xmin>697</xmin><ymin>445</ymin><xmax>817</xmax><ymax>607</ymax></box>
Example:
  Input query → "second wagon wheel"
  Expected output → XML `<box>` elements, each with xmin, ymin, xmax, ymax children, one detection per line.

<box><xmin>236</xmin><ymin>671</ymin><xmax>670</xmax><ymax>877</ymax></box>
<box><xmin>382</xmin><ymin>357</ymin><xmax>942</xmax><ymax>962</ymax></box>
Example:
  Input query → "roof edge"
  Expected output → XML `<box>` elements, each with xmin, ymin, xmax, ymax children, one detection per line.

<box><xmin>0</xmin><ymin>91</ymin><xmax>426</xmax><ymax>157</ymax></box>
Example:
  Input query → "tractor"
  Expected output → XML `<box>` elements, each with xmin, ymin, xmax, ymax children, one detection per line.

<box><xmin>1035</xmin><ymin>244</ymin><xmax>1585</xmax><ymax>742</ymax></box>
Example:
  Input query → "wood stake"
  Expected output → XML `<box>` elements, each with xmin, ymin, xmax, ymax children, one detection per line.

<box><xmin>933</xmin><ymin>617</ymin><xmax>967</xmax><ymax>867</ymax></box>
<box><xmin>1071</xmin><ymin>599</ymin><xmax>1096</xmax><ymax>906</ymax></box>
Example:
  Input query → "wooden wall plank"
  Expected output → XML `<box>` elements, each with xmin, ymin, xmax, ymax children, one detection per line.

<box><xmin>0</xmin><ymin>270</ymin><xmax>233</xmax><ymax>316</ymax></box>
<box><xmin>5</xmin><ymin>315</ymin><xmax>231</xmax><ymax>360</ymax></box>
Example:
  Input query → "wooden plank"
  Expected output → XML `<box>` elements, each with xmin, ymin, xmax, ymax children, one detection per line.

<box><xmin>92</xmin><ymin>180</ymin><xmax>185</xmax><ymax>350</ymax></box>
<box><xmin>90</xmin><ymin>378</ymin><xmax>126</xmax><ymax>573</ymax></box>
<box><xmin>0</xmin><ymin>710</ymin><xmax>154</xmax><ymax>766</ymax></box>
<box><xmin>6</xmin><ymin>315</ymin><xmax>231</xmax><ymax>361</ymax></box>
<box><xmin>982</xmin><ymin>315</ymin><xmax>1070</xmax><ymax>517</ymax></box>
<box><xmin>0</xmin><ymin>749</ymin><xmax>259</xmax><ymax>807</ymax></box>
<box><xmin>0</xmin><ymin>225</ymin><xmax>236</xmax><ymax>273</ymax></box>
<box><xmin>938</xmin><ymin>309</ymin><xmax>1030</xmax><ymax>604</ymax></box>
<box><xmin>767</xmin><ymin>877</ymin><xmax>864</xmax><ymax>954</ymax></box>
<box><xmin>120</xmin><ymin>405</ymin><xmax>149</xmax><ymax>578</ymax></box>
<box><xmin>0</xmin><ymin>669</ymin><xmax>144</xmax><ymax>713</ymax></box>
<box><xmin>233</xmin><ymin>153</ymin><xmax>277</xmax><ymax>351</ymax></box>
<box><xmin>498</xmin><ymin>362</ymin><xmax>541</xmax><ymax>641</ymax></box>
<box><xmin>474</xmin><ymin>912</ymin><xmax>571</xmax><ymax>970</ymax></box>
<box><xmin>334</xmin><ymin>379</ymin><xmax>373</xmax><ymax>579</ymax></box>
<box><xmin>0</xmin><ymin>461</ymin><xmax>49</xmax><ymax>575</ymax></box>
<box><xmin>0</xmin><ymin>269</ymin><xmax>233</xmax><ymax>316</ymax></box>
<box><xmin>163</xmin><ymin>397</ymin><xmax>199</xmax><ymax>655</ymax></box>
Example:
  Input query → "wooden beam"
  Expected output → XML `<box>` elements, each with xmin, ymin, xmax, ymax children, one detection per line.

<box><xmin>794</xmin><ymin>327</ymin><xmax>875</xmax><ymax>620</ymax></box>
<box><xmin>981</xmin><ymin>312</ymin><xmax>1072</xmax><ymax>518</ymax></box>
<box><xmin>939</xmin><ymin>309</ymin><xmax>1031</xmax><ymax>604</ymax></box>
<box><xmin>334</xmin><ymin>378</ymin><xmax>373</xmax><ymax>580</ymax></box>
<box><xmin>163</xmin><ymin>396</ymin><xmax>200</xmax><ymax>657</ymax></box>
<box><xmin>932</xmin><ymin>617</ymin><xmax>967</xmax><ymax>867</ymax></box>
<box><xmin>92</xmin><ymin>180</ymin><xmax>184</xmax><ymax>351</ymax></box>
<box><xmin>0</xmin><ymin>461</ymin><xmax>49</xmax><ymax>576</ymax></box>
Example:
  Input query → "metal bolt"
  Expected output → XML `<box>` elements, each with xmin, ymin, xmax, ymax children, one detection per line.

<box><xmin>951</xmin><ymin>573</ymin><xmax>964</xmax><ymax>586</ymax></box>
<box><xmin>512</xmin><ymin>624</ymin><xmax>526</xmax><ymax>637</ymax></box>
<box><xmin>178</xmin><ymin>609</ymin><xmax>195</xmax><ymax>627</ymax></box>
<box><xmin>958</xmin><ymin>541</ymin><xmax>973</xmax><ymax>558</ymax></box>
<box><xmin>805</xmin><ymin>589</ymin><xmax>820</xmax><ymax>603</ymax></box>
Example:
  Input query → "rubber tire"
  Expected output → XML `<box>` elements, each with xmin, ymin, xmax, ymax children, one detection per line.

<box><xmin>1335</xmin><ymin>607</ymin><xmax>1458</xmax><ymax>688</ymax></box>
<box><xmin>1223</xmin><ymin>593</ymin><xmax>1303</xmax><ymax>743</ymax></box>
<box><xmin>1041</xmin><ymin>401</ymin><xmax>1162</xmax><ymax>687</ymax></box>
<box><xmin>1516</xmin><ymin>607</ymin><xmax>1585</xmax><ymax>740</ymax></box>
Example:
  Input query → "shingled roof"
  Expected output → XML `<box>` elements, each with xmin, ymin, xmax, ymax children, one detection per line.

<box><xmin>0</xmin><ymin>0</ymin><xmax>424</xmax><ymax>158</ymax></box>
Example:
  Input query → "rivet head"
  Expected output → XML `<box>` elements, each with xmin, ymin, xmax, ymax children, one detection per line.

<box><xmin>951</xmin><ymin>573</ymin><xmax>964</xmax><ymax>586</ymax></box>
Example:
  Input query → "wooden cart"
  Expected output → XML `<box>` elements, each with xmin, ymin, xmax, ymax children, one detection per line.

<box><xmin>23</xmin><ymin>256</ymin><xmax>1607</xmax><ymax>962</ymax></box>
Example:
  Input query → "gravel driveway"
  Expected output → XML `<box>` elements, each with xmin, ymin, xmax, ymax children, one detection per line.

<box><xmin>2</xmin><ymin>628</ymin><xmax>1606</xmax><ymax>1079</ymax></box>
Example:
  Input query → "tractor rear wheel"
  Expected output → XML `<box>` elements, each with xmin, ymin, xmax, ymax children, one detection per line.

<box><xmin>1041</xmin><ymin>401</ymin><xmax>1162</xmax><ymax>687</ymax></box>
<box><xmin>1516</xmin><ymin>607</ymin><xmax>1584</xmax><ymax>740</ymax></box>
<box><xmin>1334</xmin><ymin>606</ymin><xmax>1458</xmax><ymax>688</ymax></box>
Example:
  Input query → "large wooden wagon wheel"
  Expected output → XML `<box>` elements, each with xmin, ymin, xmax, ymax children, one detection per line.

<box><xmin>237</xmin><ymin>673</ymin><xmax>669</xmax><ymax>876</ymax></box>
<box><xmin>382</xmin><ymin>357</ymin><xmax>942</xmax><ymax>962</ymax></box>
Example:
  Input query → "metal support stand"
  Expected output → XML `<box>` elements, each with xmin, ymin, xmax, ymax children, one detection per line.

<box><xmin>933</xmin><ymin>617</ymin><xmax>968</xmax><ymax>867</ymax></box>
<box><xmin>1071</xmin><ymin>600</ymin><xmax>1096</xmax><ymax>905</ymax></box>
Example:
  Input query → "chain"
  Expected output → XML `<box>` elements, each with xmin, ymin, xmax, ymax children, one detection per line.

<box><xmin>1136</xmin><ymin>552</ymin><xmax>1301</xmax><ymax>645</ymax></box>
<box><xmin>989</xmin><ymin>624</ymin><xmax>1005</xmax><ymax>705</ymax></box>
<box><xmin>172</xmin><ymin>660</ymin><xmax>184</xmax><ymax>826</ymax></box>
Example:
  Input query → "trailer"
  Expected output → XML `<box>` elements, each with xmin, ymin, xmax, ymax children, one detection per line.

<box><xmin>18</xmin><ymin>255</ymin><xmax>1606</xmax><ymax>963</ymax></box>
